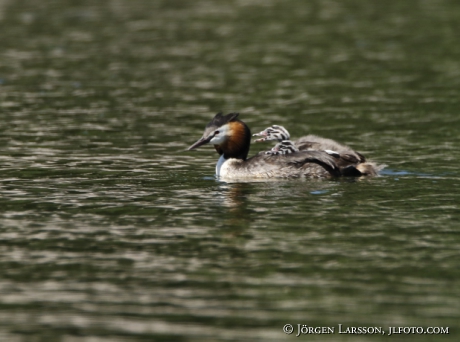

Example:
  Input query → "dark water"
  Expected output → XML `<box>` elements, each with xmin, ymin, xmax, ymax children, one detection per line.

<box><xmin>1</xmin><ymin>0</ymin><xmax>460</xmax><ymax>341</ymax></box>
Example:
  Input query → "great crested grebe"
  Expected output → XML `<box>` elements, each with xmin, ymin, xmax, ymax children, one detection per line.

<box><xmin>252</xmin><ymin>125</ymin><xmax>300</xmax><ymax>155</ymax></box>
<box><xmin>187</xmin><ymin>112</ymin><xmax>383</xmax><ymax>179</ymax></box>
<box><xmin>253</xmin><ymin>125</ymin><xmax>291</xmax><ymax>143</ymax></box>
<box><xmin>253</xmin><ymin>125</ymin><xmax>358</xmax><ymax>159</ymax></box>
<box><xmin>265</xmin><ymin>140</ymin><xmax>300</xmax><ymax>155</ymax></box>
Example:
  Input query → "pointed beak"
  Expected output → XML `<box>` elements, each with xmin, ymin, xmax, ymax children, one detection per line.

<box><xmin>252</xmin><ymin>131</ymin><xmax>267</xmax><ymax>143</ymax></box>
<box><xmin>187</xmin><ymin>136</ymin><xmax>212</xmax><ymax>150</ymax></box>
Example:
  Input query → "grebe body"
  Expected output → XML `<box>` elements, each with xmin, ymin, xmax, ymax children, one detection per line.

<box><xmin>188</xmin><ymin>112</ymin><xmax>383</xmax><ymax>179</ymax></box>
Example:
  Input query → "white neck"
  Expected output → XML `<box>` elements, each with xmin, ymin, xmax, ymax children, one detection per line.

<box><xmin>216</xmin><ymin>154</ymin><xmax>226</xmax><ymax>177</ymax></box>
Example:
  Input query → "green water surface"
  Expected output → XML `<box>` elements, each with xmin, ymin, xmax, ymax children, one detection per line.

<box><xmin>1</xmin><ymin>0</ymin><xmax>460</xmax><ymax>341</ymax></box>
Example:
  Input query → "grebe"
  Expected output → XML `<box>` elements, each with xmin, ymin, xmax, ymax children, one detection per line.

<box><xmin>187</xmin><ymin>112</ymin><xmax>383</xmax><ymax>179</ymax></box>
<box><xmin>253</xmin><ymin>125</ymin><xmax>300</xmax><ymax>155</ymax></box>
<box><xmin>253</xmin><ymin>125</ymin><xmax>291</xmax><ymax>143</ymax></box>
<box><xmin>265</xmin><ymin>140</ymin><xmax>300</xmax><ymax>155</ymax></box>
<box><xmin>252</xmin><ymin>125</ymin><xmax>365</xmax><ymax>162</ymax></box>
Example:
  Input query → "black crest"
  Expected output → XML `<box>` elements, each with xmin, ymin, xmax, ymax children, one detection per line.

<box><xmin>206</xmin><ymin>112</ymin><xmax>240</xmax><ymax>129</ymax></box>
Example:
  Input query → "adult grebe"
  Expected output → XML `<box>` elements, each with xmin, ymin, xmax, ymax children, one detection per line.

<box><xmin>188</xmin><ymin>112</ymin><xmax>383</xmax><ymax>179</ymax></box>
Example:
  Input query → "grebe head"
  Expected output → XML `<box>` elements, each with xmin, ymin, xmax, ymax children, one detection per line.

<box><xmin>188</xmin><ymin>112</ymin><xmax>251</xmax><ymax>160</ymax></box>
<box><xmin>265</xmin><ymin>140</ymin><xmax>299</xmax><ymax>155</ymax></box>
<box><xmin>253</xmin><ymin>125</ymin><xmax>290</xmax><ymax>142</ymax></box>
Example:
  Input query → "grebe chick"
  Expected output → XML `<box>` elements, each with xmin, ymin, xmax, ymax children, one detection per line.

<box><xmin>253</xmin><ymin>125</ymin><xmax>290</xmax><ymax>142</ymax></box>
<box><xmin>253</xmin><ymin>125</ymin><xmax>299</xmax><ymax>156</ymax></box>
<box><xmin>253</xmin><ymin>124</ymin><xmax>381</xmax><ymax>174</ymax></box>
<box><xmin>187</xmin><ymin>112</ymin><xmax>383</xmax><ymax>179</ymax></box>
<box><xmin>265</xmin><ymin>140</ymin><xmax>300</xmax><ymax>155</ymax></box>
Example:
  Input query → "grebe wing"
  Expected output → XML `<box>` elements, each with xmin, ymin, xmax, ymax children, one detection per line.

<box><xmin>246</xmin><ymin>150</ymin><xmax>342</xmax><ymax>177</ymax></box>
